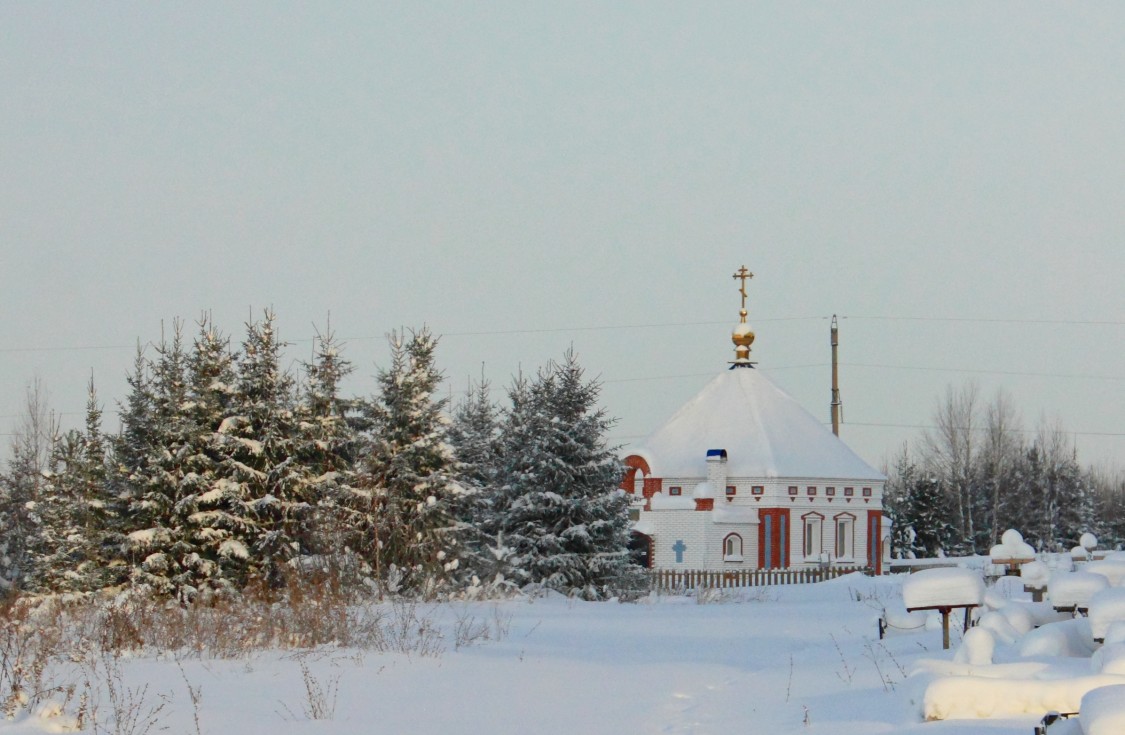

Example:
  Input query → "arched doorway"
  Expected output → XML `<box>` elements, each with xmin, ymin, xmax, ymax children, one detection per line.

<box><xmin>628</xmin><ymin>532</ymin><xmax>653</xmax><ymax>569</ymax></box>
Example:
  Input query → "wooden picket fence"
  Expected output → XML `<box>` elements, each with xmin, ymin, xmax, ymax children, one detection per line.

<box><xmin>648</xmin><ymin>565</ymin><xmax>872</xmax><ymax>592</ymax></box>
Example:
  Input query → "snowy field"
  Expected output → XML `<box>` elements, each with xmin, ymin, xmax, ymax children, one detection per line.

<box><xmin>3</xmin><ymin>571</ymin><xmax>1081</xmax><ymax>735</ymax></box>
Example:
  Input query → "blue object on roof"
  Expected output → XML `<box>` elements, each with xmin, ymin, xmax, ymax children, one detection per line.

<box><xmin>706</xmin><ymin>449</ymin><xmax>727</xmax><ymax>459</ymax></box>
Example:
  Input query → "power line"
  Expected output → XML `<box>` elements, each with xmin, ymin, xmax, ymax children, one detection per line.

<box><xmin>842</xmin><ymin>421</ymin><xmax>1125</xmax><ymax>438</ymax></box>
<box><xmin>843</xmin><ymin>315</ymin><xmax>1125</xmax><ymax>326</ymax></box>
<box><xmin>844</xmin><ymin>362</ymin><xmax>1123</xmax><ymax>382</ymax></box>
<box><xmin>3</xmin><ymin>313</ymin><xmax>1120</xmax><ymax>356</ymax></box>
<box><xmin>603</xmin><ymin>363</ymin><xmax>826</xmax><ymax>385</ymax></box>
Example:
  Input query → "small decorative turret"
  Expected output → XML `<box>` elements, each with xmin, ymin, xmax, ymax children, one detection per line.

<box><xmin>731</xmin><ymin>265</ymin><xmax>756</xmax><ymax>367</ymax></box>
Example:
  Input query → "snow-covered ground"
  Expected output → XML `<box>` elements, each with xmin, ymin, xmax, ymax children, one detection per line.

<box><xmin>0</xmin><ymin>574</ymin><xmax>1076</xmax><ymax>735</ymax></box>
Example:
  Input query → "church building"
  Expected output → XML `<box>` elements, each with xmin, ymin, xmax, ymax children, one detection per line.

<box><xmin>621</xmin><ymin>267</ymin><xmax>890</xmax><ymax>573</ymax></box>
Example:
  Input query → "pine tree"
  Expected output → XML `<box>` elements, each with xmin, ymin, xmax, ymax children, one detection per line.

<box><xmin>107</xmin><ymin>344</ymin><xmax>156</xmax><ymax>566</ymax></box>
<box><xmin>447</xmin><ymin>377</ymin><xmax>504</xmax><ymax>586</ymax></box>
<box><xmin>125</xmin><ymin>322</ymin><xmax>198</xmax><ymax>596</ymax></box>
<box><xmin>884</xmin><ymin>449</ymin><xmax>955</xmax><ymax>559</ymax></box>
<box><xmin>358</xmin><ymin>328</ymin><xmax>463</xmax><ymax>595</ymax></box>
<box><xmin>0</xmin><ymin>380</ymin><xmax>59</xmax><ymax>592</ymax></box>
<box><xmin>493</xmin><ymin>351</ymin><xmax>638</xmax><ymax>599</ymax></box>
<box><xmin>293</xmin><ymin>325</ymin><xmax>364</xmax><ymax>568</ymax></box>
<box><xmin>28</xmin><ymin>377</ymin><xmax>116</xmax><ymax>593</ymax></box>
<box><xmin>219</xmin><ymin>311</ymin><xmax>303</xmax><ymax>588</ymax></box>
<box><xmin>172</xmin><ymin>316</ymin><xmax>244</xmax><ymax>597</ymax></box>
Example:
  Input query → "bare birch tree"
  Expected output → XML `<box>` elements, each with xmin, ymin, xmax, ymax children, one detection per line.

<box><xmin>921</xmin><ymin>382</ymin><xmax>981</xmax><ymax>553</ymax></box>
<box><xmin>0</xmin><ymin>378</ymin><xmax>60</xmax><ymax>588</ymax></box>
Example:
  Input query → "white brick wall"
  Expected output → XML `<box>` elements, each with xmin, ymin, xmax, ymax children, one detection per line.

<box><xmin>638</xmin><ymin>476</ymin><xmax>885</xmax><ymax>571</ymax></box>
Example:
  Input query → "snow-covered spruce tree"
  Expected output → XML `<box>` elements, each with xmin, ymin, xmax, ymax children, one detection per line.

<box><xmin>903</xmin><ymin>473</ymin><xmax>956</xmax><ymax>558</ymax></box>
<box><xmin>357</xmin><ymin>328</ymin><xmax>463</xmax><ymax>595</ymax></box>
<box><xmin>0</xmin><ymin>380</ymin><xmax>59</xmax><ymax>592</ymax></box>
<box><xmin>446</xmin><ymin>377</ymin><xmax>506</xmax><ymax>588</ymax></box>
<box><xmin>1017</xmin><ymin>422</ymin><xmax>1096</xmax><ymax>552</ymax></box>
<box><xmin>114</xmin><ymin>344</ymin><xmax>156</xmax><ymax>485</ymax></box>
<box><xmin>124</xmin><ymin>322</ymin><xmax>200</xmax><ymax>596</ymax></box>
<box><xmin>171</xmin><ymin>316</ymin><xmax>246</xmax><ymax>598</ymax></box>
<box><xmin>882</xmin><ymin>444</ymin><xmax>958</xmax><ymax>559</ymax></box>
<box><xmin>492</xmin><ymin>351</ymin><xmax>639</xmax><ymax>600</ymax></box>
<box><xmin>293</xmin><ymin>325</ymin><xmax>365</xmax><ymax>571</ymax></box>
<box><xmin>27</xmin><ymin>377</ymin><xmax>116</xmax><ymax>593</ymax></box>
<box><xmin>217</xmin><ymin>311</ymin><xmax>304</xmax><ymax>589</ymax></box>
<box><xmin>882</xmin><ymin>447</ymin><xmax>916</xmax><ymax>560</ymax></box>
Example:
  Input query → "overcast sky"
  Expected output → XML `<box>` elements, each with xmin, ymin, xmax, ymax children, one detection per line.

<box><xmin>2</xmin><ymin>2</ymin><xmax>1122</xmax><ymax>473</ymax></box>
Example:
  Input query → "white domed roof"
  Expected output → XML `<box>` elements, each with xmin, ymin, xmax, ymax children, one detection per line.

<box><xmin>632</xmin><ymin>368</ymin><xmax>884</xmax><ymax>481</ymax></box>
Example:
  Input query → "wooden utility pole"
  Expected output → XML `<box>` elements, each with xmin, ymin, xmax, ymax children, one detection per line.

<box><xmin>830</xmin><ymin>315</ymin><xmax>841</xmax><ymax>436</ymax></box>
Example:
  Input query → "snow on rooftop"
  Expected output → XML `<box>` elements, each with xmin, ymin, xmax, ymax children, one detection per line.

<box><xmin>692</xmin><ymin>481</ymin><xmax>715</xmax><ymax>499</ymax></box>
<box><xmin>631</xmin><ymin>368</ymin><xmax>884</xmax><ymax>480</ymax></box>
<box><xmin>647</xmin><ymin>492</ymin><xmax>695</xmax><ymax>511</ymax></box>
<box><xmin>902</xmin><ymin>567</ymin><xmax>985</xmax><ymax>610</ymax></box>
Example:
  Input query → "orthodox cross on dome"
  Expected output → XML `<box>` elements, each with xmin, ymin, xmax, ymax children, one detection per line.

<box><xmin>730</xmin><ymin>265</ymin><xmax>757</xmax><ymax>367</ymax></box>
<box><xmin>732</xmin><ymin>265</ymin><xmax>754</xmax><ymax>309</ymax></box>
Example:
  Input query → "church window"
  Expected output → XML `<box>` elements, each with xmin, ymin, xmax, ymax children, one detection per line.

<box><xmin>826</xmin><ymin>486</ymin><xmax>836</xmax><ymax>497</ymax></box>
<box><xmin>788</xmin><ymin>486</ymin><xmax>798</xmax><ymax>495</ymax></box>
<box><xmin>723</xmin><ymin>533</ymin><xmax>743</xmax><ymax>561</ymax></box>
<box><xmin>834</xmin><ymin>514</ymin><xmax>856</xmax><ymax>559</ymax></box>
<box><xmin>844</xmin><ymin>487</ymin><xmax>854</xmax><ymax>497</ymax></box>
<box><xmin>802</xmin><ymin>513</ymin><xmax>824</xmax><ymax>558</ymax></box>
<box><xmin>862</xmin><ymin>487</ymin><xmax>872</xmax><ymax>498</ymax></box>
<box><xmin>726</xmin><ymin>485</ymin><xmax>737</xmax><ymax>496</ymax></box>
<box><xmin>669</xmin><ymin>486</ymin><xmax>682</xmax><ymax>496</ymax></box>
<box><xmin>807</xmin><ymin>486</ymin><xmax>816</xmax><ymax>496</ymax></box>
<box><xmin>751</xmin><ymin>485</ymin><xmax>764</xmax><ymax>495</ymax></box>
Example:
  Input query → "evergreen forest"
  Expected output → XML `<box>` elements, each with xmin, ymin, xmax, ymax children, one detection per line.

<box><xmin>0</xmin><ymin>313</ymin><xmax>641</xmax><ymax>602</ymax></box>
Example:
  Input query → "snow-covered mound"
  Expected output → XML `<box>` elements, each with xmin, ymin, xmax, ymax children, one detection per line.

<box><xmin>1086</xmin><ymin>559</ymin><xmax>1125</xmax><ymax>587</ymax></box>
<box><xmin>1081</xmin><ymin>684</ymin><xmax>1125</xmax><ymax>735</ymax></box>
<box><xmin>989</xmin><ymin>529</ymin><xmax>1036</xmax><ymax>562</ymax></box>
<box><xmin>1020</xmin><ymin>560</ymin><xmax>1050</xmax><ymax>586</ymax></box>
<box><xmin>1049</xmin><ymin>571</ymin><xmax>1109</xmax><ymax>609</ymax></box>
<box><xmin>1090</xmin><ymin>588</ymin><xmax>1125</xmax><ymax>642</ymax></box>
